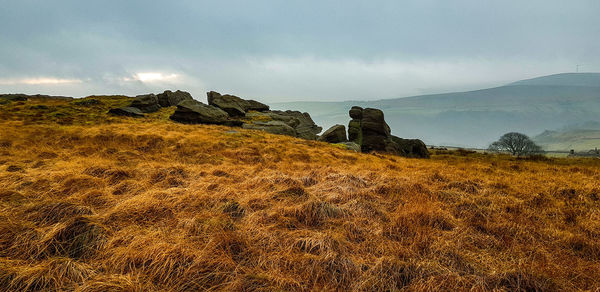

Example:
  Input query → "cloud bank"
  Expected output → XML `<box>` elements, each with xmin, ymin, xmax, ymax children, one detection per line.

<box><xmin>1</xmin><ymin>0</ymin><xmax>598</xmax><ymax>101</ymax></box>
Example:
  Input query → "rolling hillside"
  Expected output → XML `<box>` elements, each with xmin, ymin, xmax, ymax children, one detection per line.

<box><xmin>273</xmin><ymin>73</ymin><xmax>600</xmax><ymax>149</ymax></box>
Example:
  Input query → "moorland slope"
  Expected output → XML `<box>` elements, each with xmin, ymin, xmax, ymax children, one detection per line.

<box><xmin>0</xmin><ymin>96</ymin><xmax>599</xmax><ymax>291</ymax></box>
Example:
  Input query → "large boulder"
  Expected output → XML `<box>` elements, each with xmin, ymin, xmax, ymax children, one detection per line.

<box><xmin>169</xmin><ymin>100</ymin><xmax>231</xmax><ymax>125</ymax></box>
<box><xmin>242</xmin><ymin>121</ymin><xmax>297</xmax><ymax>137</ymax></box>
<box><xmin>246</xmin><ymin>99</ymin><xmax>270</xmax><ymax>112</ymax></box>
<box><xmin>269</xmin><ymin>110</ymin><xmax>322</xmax><ymax>140</ymax></box>
<box><xmin>130</xmin><ymin>94</ymin><xmax>160</xmax><ymax>113</ymax></box>
<box><xmin>349</xmin><ymin>107</ymin><xmax>390</xmax><ymax>152</ymax></box>
<box><xmin>108</xmin><ymin>107</ymin><xmax>145</xmax><ymax>118</ymax></box>
<box><xmin>318</xmin><ymin>124</ymin><xmax>347</xmax><ymax>143</ymax></box>
<box><xmin>347</xmin><ymin>106</ymin><xmax>429</xmax><ymax>158</ymax></box>
<box><xmin>157</xmin><ymin>90</ymin><xmax>193</xmax><ymax>107</ymax></box>
<box><xmin>207</xmin><ymin>91</ymin><xmax>249</xmax><ymax>117</ymax></box>
<box><xmin>390</xmin><ymin>136</ymin><xmax>430</xmax><ymax>158</ymax></box>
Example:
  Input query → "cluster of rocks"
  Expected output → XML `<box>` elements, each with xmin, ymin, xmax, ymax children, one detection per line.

<box><xmin>108</xmin><ymin>89</ymin><xmax>428</xmax><ymax>158</ymax></box>
<box><xmin>170</xmin><ymin>91</ymin><xmax>323</xmax><ymax>140</ymax></box>
<box><xmin>318</xmin><ymin>106</ymin><xmax>429</xmax><ymax>158</ymax></box>
<box><xmin>109</xmin><ymin>90</ymin><xmax>194</xmax><ymax>117</ymax></box>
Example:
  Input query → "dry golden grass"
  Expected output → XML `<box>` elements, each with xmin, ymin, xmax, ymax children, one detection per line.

<box><xmin>1</xmin><ymin>97</ymin><xmax>600</xmax><ymax>291</ymax></box>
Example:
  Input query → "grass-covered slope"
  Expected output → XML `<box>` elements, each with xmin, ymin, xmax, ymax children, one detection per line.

<box><xmin>1</xmin><ymin>96</ymin><xmax>600</xmax><ymax>291</ymax></box>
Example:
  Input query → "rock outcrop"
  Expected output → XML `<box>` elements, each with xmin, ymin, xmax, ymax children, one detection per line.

<box><xmin>207</xmin><ymin>91</ymin><xmax>249</xmax><ymax>117</ymax></box>
<box><xmin>130</xmin><ymin>94</ymin><xmax>161</xmax><ymax>113</ymax></box>
<box><xmin>390</xmin><ymin>136</ymin><xmax>430</xmax><ymax>158</ymax></box>
<box><xmin>268</xmin><ymin>110</ymin><xmax>322</xmax><ymax>140</ymax></box>
<box><xmin>318</xmin><ymin>124</ymin><xmax>347</xmax><ymax>143</ymax></box>
<box><xmin>169</xmin><ymin>100</ymin><xmax>233</xmax><ymax>125</ymax></box>
<box><xmin>108</xmin><ymin>107</ymin><xmax>145</xmax><ymax>118</ymax></box>
<box><xmin>347</xmin><ymin>106</ymin><xmax>429</xmax><ymax>158</ymax></box>
<box><xmin>157</xmin><ymin>90</ymin><xmax>193</xmax><ymax>107</ymax></box>
<box><xmin>246</xmin><ymin>99</ymin><xmax>270</xmax><ymax>112</ymax></box>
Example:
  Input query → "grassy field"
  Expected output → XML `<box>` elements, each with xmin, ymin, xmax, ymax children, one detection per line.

<box><xmin>1</xmin><ymin>97</ymin><xmax>600</xmax><ymax>291</ymax></box>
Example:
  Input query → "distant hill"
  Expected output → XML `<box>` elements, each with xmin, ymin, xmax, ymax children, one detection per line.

<box><xmin>273</xmin><ymin>73</ymin><xmax>600</xmax><ymax>148</ymax></box>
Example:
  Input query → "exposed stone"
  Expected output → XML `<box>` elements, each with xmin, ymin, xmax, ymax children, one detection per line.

<box><xmin>318</xmin><ymin>124</ymin><xmax>347</xmax><ymax>143</ymax></box>
<box><xmin>169</xmin><ymin>100</ymin><xmax>230</xmax><ymax>125</ymax></box>
<box><xmin>130</xmin><ymin>94</ymin><xmax>160</xmax><ymax>113</ymax></box>
<box><xmin>242</xmin><ymin>121</ymin><xmax>297</xmax><ymax>137</ymax></box>
<box><xmin>269</xmin><ymin>110</ymin><xmax>322</xmax><ymax>140</ymax></box>
<box><xmin>389</xmin><ymin>136</ymin><xmax>430</xmax><ymax>158</ymax></box>
<box><xmin>157</xmin><ymin>90</ymin><xmax>193</xmax><ymax>107</ymax></box>
<box><xmin>246</xmin><ymin>99</ymin><xmax>270</xmax><ymax>112</ymax></box>
<box><xmin>347</xmin><ymin>106</ymin><xmax>429</xmax><ymax>158</ymax></box>
<box><xmin>207</xmin><ymin>91</ymin><xmax>249</xmax><ymax>117</ymax></box>
<box><xmin>108</xmin><ymin>107</ymin><xmax>145</xmax><ymax>118</ymax></box>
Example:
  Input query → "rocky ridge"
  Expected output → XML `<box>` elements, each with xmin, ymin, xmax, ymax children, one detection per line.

<box><xmin>105</xmin><ymin>90</ymin><xmax>428</xmax><ymax>158</ymax></box>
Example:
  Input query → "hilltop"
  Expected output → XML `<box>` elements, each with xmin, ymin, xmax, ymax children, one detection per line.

<box><xmin>0</xmin><ymin>95</ymin><xmax>599</xmax><ymax>290</ymax></box>
<box><xmin>273</xmin><ymin>73</ymin><xmax>600</xmax><ymax>149</ymax></box>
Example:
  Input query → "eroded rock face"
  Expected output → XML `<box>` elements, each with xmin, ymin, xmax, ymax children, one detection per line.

<box><xmin>347</xmin><ymin>106</ymin><xmax>429</xmax><ymax>158</ymax></box>
<box><xmin>108</xmin><ymin>107</ymin><xmax>145</xmax><ymax>118</ymax></box>
<box><xmin>157</xmin><ymin>90</ymin><xmax>193</xmax><ymax>107</ymax></box>
<box><xmin>169</xmin><ymin>100</ymin><xmax>230</xmax><ymax>125</ymax></box>
<box><xmin>269</xmin><ymin>110</ymin><xmax>322</xmax><ymax>140</ymax></box>
<box><xmin>318</xmin><ymin>124</ymin><xmax>347</xmax><ymax>143</ymax></box>
<box><xmin>246</xmin><ymin>100</ymin><xmax>270</xmax><ymax>112</ymax></box>
<box><xmin>207</xmin><ymin>91</ymin><xmax>249</xmax><ymax>117</ymax></box>
<box><xmin>390</xmin><ymin>136</ymin><xmax>430</xmax><ymax>158</ymax></box>
<box><xmin>130</xmin><ymin>94</ymin><xmax>160</xmax><ymax>113</ymax></box>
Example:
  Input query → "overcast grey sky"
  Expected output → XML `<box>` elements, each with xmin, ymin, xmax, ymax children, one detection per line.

<box><xmin>1</xmin><ymin>0</ymin><xmax>598</xmax><ymax>102</ymax></box>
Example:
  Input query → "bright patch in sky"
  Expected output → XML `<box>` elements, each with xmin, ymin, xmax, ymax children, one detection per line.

<box><xmin>133</xmin><ymin>72</ymin><xmax>179</xmax><ymax>83</ymax></box>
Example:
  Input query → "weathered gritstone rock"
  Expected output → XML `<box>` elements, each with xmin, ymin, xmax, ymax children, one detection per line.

<box><xmin>347</xmin><ymin>106</ymin><xmax>429</xmax><ymax>158</ymax></box>
<box><xmin>246</xmin><ymin>99</ymin><xmax>270</xmax><ymax>112</ymax></box>
<box><xmin>318</xmin><ymin>124</ymin><xmax>347</xmax><ymax>143</ymax></box>
<box><xmin>169</xmin><ymin>99</ymin><xmax>231</xmax><ymax>125</ymax></box>
<box><xmin>207</xmin><ymin>91</ymin><xmax>249</xmax><ymax>117</ymax></box>
<box><xmin>157</xmin><ymin>90</ymin><xmax>193</xmax><ymax>107</ymax></box>
<box><xmin>242</xmin><ymin>121</ymin><xmax>297</xmax><ymax>137</ymax></box>
<box><xmin>390</xmin><ymin>136</ymin><xmax>430</xmax><ymax>158</ymax></box>
<box><xmin>130</xmin><ymin>94</ymin><xmax>161</xmax><ymax>113</ymax></box>
<box><xmin>108</xmin><ymin>107</ymin><xmax>145</xmax><ymax>118</ymax></box>
<box><xmin>269</xmin><ymin>110</ymin><xmax>322</xmax><ymax>140</ymax></box>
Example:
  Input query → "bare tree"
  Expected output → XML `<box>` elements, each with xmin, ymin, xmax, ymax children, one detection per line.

<box><xmin>488</xmin><ymin>132</ymin><xmax>544</xmax><ymax>156</ymax></box>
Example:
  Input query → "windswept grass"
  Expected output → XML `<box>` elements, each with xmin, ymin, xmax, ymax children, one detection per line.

<box><xmin>0</xmin><ymin>96</ymin><xmax>599</xmax><ymax>290</ymax></box>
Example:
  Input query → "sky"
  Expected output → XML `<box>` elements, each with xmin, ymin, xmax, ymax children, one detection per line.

<box><xmin>0</xmin><ymin>0</ymin><xmax>598</xmax><ymax>102</ymax></box>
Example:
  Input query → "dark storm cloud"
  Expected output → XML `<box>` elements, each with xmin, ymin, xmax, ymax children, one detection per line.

<box><xmin>0</xmin><ymin>0</ymin><xmax>598</xmax><ymax>101</ymax></box>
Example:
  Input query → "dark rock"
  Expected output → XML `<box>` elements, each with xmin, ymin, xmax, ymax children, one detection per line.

<box><xmin>349</xmin><ymin>106</ymin><xmax>363</xmax><ymax>119</ymax></box>
<box><xmin>108</xmin><ymin>107</ymin><xmax>145</xmax><ymax>118</ymax></box>
<box><xmin>157</xmin><ymin>90</ymin><xmax>193</xmax><ymax>107</ymax></box>
<box><xmin>207</xmin><ymin>91</ymin><xmax>248</xmax><ymax>117</ymax></box>
<box><xmin>390</xmin><ymin>136</ymin><xmax>430</xmax><ymax>158</ymax></box>
<box><xmin>347</xmin><ymin>106</ymin><xmax>429</xmax><ymax>158</ymax></box>
<box><xmin>130</xmin><ymin>94</ymin><xmax>160</xmax><ymax>113</ymax></box>
<box><xmin>318</xmin><ymin>124</ymin><xmax>347</xmax><ymax>143</ymax></box>
<box><xmin>246</xmin><ymin>99</ymin><xmax>270</xmax><ymax>112</ymax></box>
<box><xmin>269</xmin><ymin>110</ymin><xmax>322</xmax><ymax>140</ymax></box>
<box><xmin>242</xmin><ymin>121</ymin><xmax>297</xmax><ymax>137</ymax></box>
<box><xmin>169</xmin><ymin>100</ymin><xmax>230</xmax><ymax>125</ymax></box>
